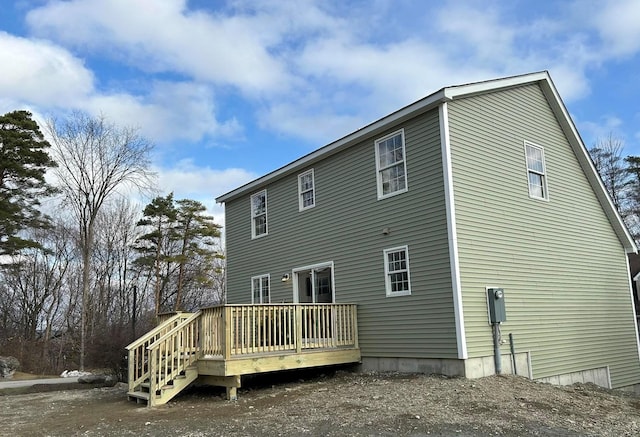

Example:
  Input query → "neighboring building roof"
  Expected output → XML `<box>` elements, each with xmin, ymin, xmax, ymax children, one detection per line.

<box><xmin>216</xmin><ymin>71</ymin><xmax>637</xmax><ymax>254</ymax></box>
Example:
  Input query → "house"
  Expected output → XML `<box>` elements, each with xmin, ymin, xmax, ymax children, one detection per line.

<box><xmin>216</xmin><ymin>71</ymin><xmax>640</xmax><ymax>391</ymax></box>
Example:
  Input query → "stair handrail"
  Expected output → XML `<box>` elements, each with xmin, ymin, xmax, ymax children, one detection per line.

<box><xmin>125</xmin><ymin>312</ymin><xmax>191</xmax><ymax>351</ymax></box>
<box><xmin>126</xmin><ymin>312</ymin><xmax>192</xmax><ymax>393</ymax></box>
<box><xmin>147</xmin><ymin>311</ymin><xmax>202</xmax><ymax>406</ymax></box>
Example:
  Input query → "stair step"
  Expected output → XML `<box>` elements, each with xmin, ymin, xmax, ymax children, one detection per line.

<box><xmin>127</xmin><ymin>391</ymin><xmax>150</xmax><ymax>404</ymax></box>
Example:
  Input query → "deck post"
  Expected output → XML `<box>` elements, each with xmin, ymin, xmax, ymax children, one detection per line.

<box><xmin>352</xmin><ymin>305</ymin><xmax>359</xmax><ymax>349</ymax></box>
<box><xmin>295</xmin><ymin>305</ymin><xmax>302</xmax><ymax>354</ymax></box>
<box><xmin>223</xmin><ymin>306</ymin><xmax>232</xmax><ymax>360</ymax></box>
<box><xmin>127</xmin><ymin>349</ymin><xmax>135</xmax><ymax>392</ymax></box>
<box><xmin>149</xmin><ymin>347</ymin><xmax>157</xmax><ymax>407</ymax></box>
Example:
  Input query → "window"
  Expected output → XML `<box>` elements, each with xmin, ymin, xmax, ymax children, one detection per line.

<box><xmin>375</xmin><ymin>129</ymin><xmax>408</xmax><ymax>199</ymax></box>
<box><xmin>251</xmin><ymin>274</ymin><xmax>270</xmax><ymax>303</ymax></box>
<box><xmin>525</xmin><ymin>142</ymin><xmax>548</xmax><ymax>200</ymax></box>
<box><xmin>383</xmin><ymin>246</ymin><xmax>411</xmax><ymax>297</ymax></box>
<box><xmin>298</xmin><ymin>169</ymin><xmax>315</xmax><ymax>210</ymax></box>
<box><xmin>251</xmin><ymin>190</ymin><xmax>267</xmax><ymax>238</ymax></box>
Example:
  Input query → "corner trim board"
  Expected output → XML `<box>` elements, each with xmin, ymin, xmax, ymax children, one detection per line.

<box><xmin>439</xmin><ymin>102</ymin><xmax>468</xmax><ymax>359</ymax></box>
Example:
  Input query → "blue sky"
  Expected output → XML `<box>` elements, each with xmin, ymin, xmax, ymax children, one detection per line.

<box><xmin>1</xmin><ymin>0</ymin><xmax>639</xmax><ymax>226</ymax></box>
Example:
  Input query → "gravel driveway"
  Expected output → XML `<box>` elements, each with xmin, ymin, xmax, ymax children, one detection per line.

<box><xmin>2</xmin><ymin>368</ymin><xmax>639</xmax><ymax>436</ymax></box>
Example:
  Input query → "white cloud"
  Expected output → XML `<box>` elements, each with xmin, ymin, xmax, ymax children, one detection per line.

<box><xmin>589</xmin><ymin>0</ymin><xmax>640</xmax><ymax>57</ymax></box>
<box><xmin>155</xmin><ymin>160</ymin><xmax>257</xmax><ymax>228</ymax></box>
<box><xmin>26</xmin><ymin>0</ymin><xmax>291</xmax><ymax>95</ymax></box>
<box><xmin>83</xmin><ymin>81</ymin><xmax>241</xmax><ymax>144</ymax></box>
<box><xmin>0</xmin><ymin>32</ymin><xmax>94</xmax><ymax>106</ymax></box>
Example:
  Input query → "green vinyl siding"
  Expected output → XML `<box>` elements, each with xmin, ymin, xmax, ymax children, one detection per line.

<box><xmin>225</xmin><ymin>108</ymin><xmax>459</xmax><ymax>359</ymax></box>
<box><xmin>448</xmin><ymin>83</ymin><xmax>640</xmax><ymax>387</ymax></box>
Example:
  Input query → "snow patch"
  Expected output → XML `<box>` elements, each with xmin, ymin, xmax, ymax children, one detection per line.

<box><xmin>60</xmin><ymin>370</ymin><xmax>92</xmax><ymax>378</ymax></box>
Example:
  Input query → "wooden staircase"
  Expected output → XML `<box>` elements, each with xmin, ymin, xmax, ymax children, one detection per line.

<box><xmin>126</xmin><ymin>311</ymin><xmax>202</xmax><ymax>407</ymax></box>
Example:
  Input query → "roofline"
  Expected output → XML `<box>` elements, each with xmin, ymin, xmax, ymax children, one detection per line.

<box><xmin>216</xmin><ymin>71</ymin><xmax>552</xmax><ymax>204</ymax></box>
<box><xmin>215</xmin><ymin>70</ymin><xmax>637</xmax><ymax>253</ymax></box>
<box><xmin>216</xmin><ymin>91</ymin><xmax>449</xmax><ymax>203</ymax></box>
<box><xmin>535</xmin><ymin>73</ymin><xmax>637</xmax><ymax>253</ymax></box>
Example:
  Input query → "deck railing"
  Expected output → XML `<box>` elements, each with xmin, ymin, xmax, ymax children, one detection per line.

<box><xmin>146</xmin><ymin>311</ymin><xmax>201</xmax><ymax>404</ymax></box>
<box><xmin>125</xmin><ymin>312</ymin><xmax>192</xmax><ymax>392</ymax></box>
<box><xmin>200</xmin><ymin>303</ymin><xmax>358</xmax><ymax>358</ymax></box>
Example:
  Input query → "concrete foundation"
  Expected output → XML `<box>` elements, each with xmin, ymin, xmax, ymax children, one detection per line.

<box><xmin>536</xmin><ymin>366</ymin><xmax>611</xmax><ymax>389</ymax></box>
<box><xmin>464</xmin><ymin>352</ymin><xmax>532</xmax><ymax>379</ymax></box>
<box><xmin>361</xmin><ymin>353</ymin><xmax>615</xmax><ymax>391</ymax></box>
<box><xmin>361</xmin><ymin>357</ymin><xmax>465</xmax><ymax>376</ymax></box>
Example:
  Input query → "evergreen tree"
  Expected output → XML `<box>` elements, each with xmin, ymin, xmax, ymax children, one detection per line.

<box><xmin>0</xmin><ymin>110</ymin><xmax>57</xmax><ymax>255</ymax></box>
<box><xmin>174</xmin><ymin>198</ymin><xmax>221</xmax><ymax>310</ymax></box>
<box><xmin>134</xmin><ymin>193</ymin><xmax>179</xmax><ymax>316</ymax></box>
<box><xmin>134</xmin><ymin>194</ymin><xmax>222</xmax><ymax>314</ymax></box>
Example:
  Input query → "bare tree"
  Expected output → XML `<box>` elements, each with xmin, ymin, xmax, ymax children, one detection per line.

<box><xmin>46</xmin><ymin>112</ymin><xmax>156</xmax><ymax>370</ymax></box>
<box><xmin>589</xmin><ymin>133</ymin><xmax>629</xmax><ymax>215</ymax></box>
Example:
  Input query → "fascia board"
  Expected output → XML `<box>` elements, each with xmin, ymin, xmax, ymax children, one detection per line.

<box><xmin>538</xmin><ymin>76</ymin><xmax>637</xmax><ymax>253</ymax></box>
<box><xmin>443</xmin><ymin>71</ymin><xmax>550</xmax><ymax>100</ymax></box>
<box><xmin>216</xmin><ymin>90</ymin><xmax>449</xmax><ymax>203</ymax></box>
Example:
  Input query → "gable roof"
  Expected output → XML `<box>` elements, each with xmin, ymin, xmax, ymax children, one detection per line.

<box><xmin>216</xmin><ymin>71</ymin><xmax>637</xmax><ymax>254</ymax></box>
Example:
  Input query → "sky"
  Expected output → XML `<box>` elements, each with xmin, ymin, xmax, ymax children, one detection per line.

<box><xmin>1</xmin><ymin>0</ymin><xmax>639</xmax><ymax>229</ymax></box>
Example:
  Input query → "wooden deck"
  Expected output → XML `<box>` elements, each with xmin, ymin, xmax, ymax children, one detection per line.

<box><xmin>126</xmin><ymin>304</ymin><xmax>360</xmax><ymax>406</ymax></box>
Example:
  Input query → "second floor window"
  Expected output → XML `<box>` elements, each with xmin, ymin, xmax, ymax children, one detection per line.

<box><xmin>251</xmin><ymin>190</ymin><xmax>267</xmax><ymax>238</ymax></box>
<box><xmin>298</xmin><ymin>169</ymin><xmax>315</xmax><ymax>210</ymax></box>
<box><xmin>525</xmin><ymin>142</ymin><xmax>548</xmax><ymax>200</ymax></box>
<box><xmin>375</xmin><ymin>129</ymin><xmax>408</xmax><ymax>199</ymax></box>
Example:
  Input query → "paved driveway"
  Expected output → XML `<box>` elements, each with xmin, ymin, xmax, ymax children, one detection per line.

<box><xmin>0</xmin><ymin>377</ymin><xmax>79</xmax><ymax>389</ymax></box>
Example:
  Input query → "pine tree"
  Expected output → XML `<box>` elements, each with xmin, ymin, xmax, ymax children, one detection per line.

<box><xmin>0</xmin><ymin>110</ymin><xmax>57</xmax><ymax>255</ymax></box>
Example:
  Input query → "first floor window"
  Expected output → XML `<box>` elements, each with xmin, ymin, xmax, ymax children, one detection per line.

<box><xmin>251</xmin><ymin>190</ymin><xmax>268</xmax><ymax>238</ymax></box>
<box><xmin>375</xmin><ymin>129</ymin><xmax>408</xmax><ymax>199</ymax></box>
<box><xmin>383</xmin><ymin>246</ymin><xmax>411</xmax><ymax>297</ymax></box>
<box><xmin>252</xmin><ymin>274</ymin><xmax>270</xmax><ymax>303</ymax></box>
<box><xmin>525</xmin><ymin>142</ymin><xmax>548</xmax><ymax>200</ymax></box>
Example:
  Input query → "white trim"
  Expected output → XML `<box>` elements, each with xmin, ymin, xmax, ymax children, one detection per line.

<box><xmin>217</xmin><ymin>70</ymin><xmax>635</xmax><ymax>253</ymax></box>
<box><xmin>624</xmin><ymin>253</ymin><xmax>640</xmax><ymax>361</ymax></box>
<box><xmin>217</xmin><ymin>90</ymin><xmax>447</xmax><ymax>203</ymax></box>
<box><xmin>440</xmin><ymin>102</ymin><xmax>468</xmax><ymax>359</ymax></box>
<box><xmin>298</xmin><ymin>168</ymin><xmax>316</xmax><ymax>211</ymax></box>
<box><xmin>250</xmin><ymin>273</ymin><xmax>270</xmax><ymax>304</ymax></box>
<box><xmin>292</xmin><ymin>261</ymin><xmax>336</xmax><ymax>304</ymax></box>
<box><xmin>250</xmin><ymin>189</ymin><xmax>268</xmax><ymax>239</ymax></box>
<box><xmin>443</xmin><ymin>71</ymin><xmax>550</xmax><ymax>100</ymax></box>
<box><xmin>536</xmin><ymin>75</ymin><xmax>636</xmax><ymax>253</ymax></box>
<box><xmin>524</xmin><ymin>141</ymin><xmax>550</xmax><ymax>201</ymax></box>
<box><xmin>374</xmin><ymin>129</ymin><xmax>408</xmax><ymax>200</ymax></box>
<box><xmin>383</xmin><ymin>245</ymin><xmax>412</xmax><ymax>297</ymax></box>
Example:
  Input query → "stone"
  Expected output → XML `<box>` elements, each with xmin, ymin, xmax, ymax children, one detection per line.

<box><xmin>77</xmin><ymin>374</ymin><xmax>118</xmax><ymax>385</ymax></box>
<box><xmin>0</xmin><ymin>356</ymin><xmax>20</xmax><ymax>379</ymax></box>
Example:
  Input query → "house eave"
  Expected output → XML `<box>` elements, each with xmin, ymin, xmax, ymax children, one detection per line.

<box><xmin>215</xmin><ymin>89</ymin><xmax>449</xmax><ymax>203</ymax></box>
<box><xmin>215</xmin><ymin>70</ymin><xmax>638</xmax><ymax>254</ymax></box>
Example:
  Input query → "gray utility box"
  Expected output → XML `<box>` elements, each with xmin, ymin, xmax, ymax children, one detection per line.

<box><xmin>487</xmin><ymin>287</ymin><xmax>506</xmax><ymax>323</ymax></box>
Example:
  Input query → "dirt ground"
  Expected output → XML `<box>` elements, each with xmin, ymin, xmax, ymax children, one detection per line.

<box><xmin>2</xmin><ymin>367</ymin><xmax>640</xmax><ymax>436</ymax></box>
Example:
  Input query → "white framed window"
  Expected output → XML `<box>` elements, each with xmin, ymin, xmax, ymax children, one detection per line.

<box><xmin>298</xmin><ymin>169</ymin><xmax>315</xmax><ymax>211</ymax></box>
<box><xmin>383</xmin><ymin>245</ymin><xmax>411</xmax><ymax>297</ymax></box>
<box><xmin>251</xmin><ymin>190</ymin><xmax>268</xmax><ymax>238</ymax></box>
<box><xmin>251</xmin><ymin>274</ymin><xmax>270</xmax><ymax>303</ymax></box>
<box><xmin>375</xmin><ymin>129</ymin><xmax>408</xmax><ymax>199</ymax></box>
<box><xmin>524</xmin><ymin>142</ymin><xmax>548</xmax><ymax>200</ymax></box>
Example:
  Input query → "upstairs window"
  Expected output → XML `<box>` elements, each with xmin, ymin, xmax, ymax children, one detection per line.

<box><xmin>251</xmin><ymin>190</ymin><xmax>267</xmax><ymax>238</ymax></box>
<box><xmin>298</xmin><ymin>169</ymin><xmax>315</xmax><ymax>211</ymax></box>
<box><xmin>383</xmin><ymin>245</ymin><xmax>411</xmax><ymax>297</ymax></box>
<box><xmin>375</xmin><ymin>129</ymin><xmax>408</xmax><ymax>199</ymax></box>
<box><xmin>525</xmin><ymin>142</ymin><xmax>548</xmax><ymax>200</ymax></box>
<box><xmin>251</xmin><ymin>274</ymin><xmax>270</xmax><ymax>303</ymax></box>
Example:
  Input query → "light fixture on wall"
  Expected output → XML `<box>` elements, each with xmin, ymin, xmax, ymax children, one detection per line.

<box><xmin>281</xmin><ymin>273</ymin><xmax>291</xmax><ymax>282</ymax></box>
